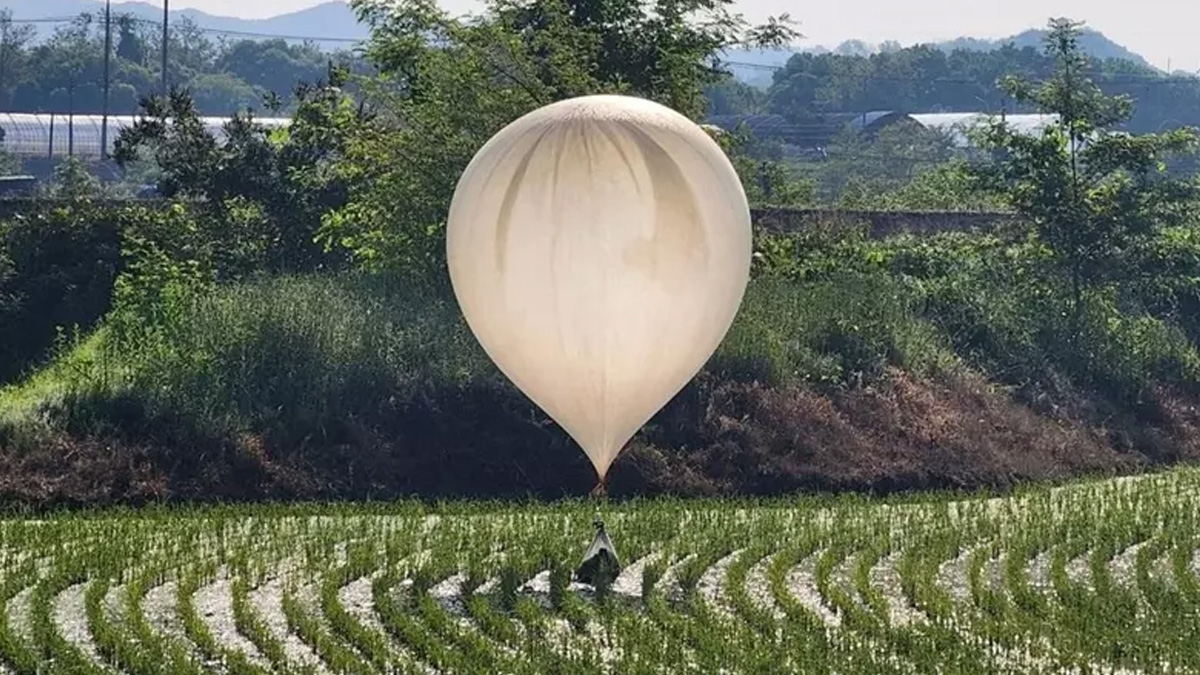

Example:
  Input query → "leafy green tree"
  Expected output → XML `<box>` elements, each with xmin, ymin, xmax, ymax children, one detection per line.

<box><xmin>140</xmin><ymin>16</ymin><xmax>218</xmax><ymax>86</ymax></box>
<box><xmin>319</xmin><ymin>0</ymin><xmax>796</xmax><ymax>283</ymax></box>
<box><xmin>116</xmin><ymin>14</ymin><xmax>145</xmax><ymax>64</ymax></box>
<box><xmin>113</xmin><ymin>75</ymin><xmax>358</xmax><ymax>274</ymax></box>
<box><xmin>0</xmin><ymin>204</ymin><xmax>123</xmax><ymax>384</ymax></box>
<box><xmin>810</xmin><ymin>122</ymin><xmax>958</xmax><ymax>203</ymax></box>
<box><xmin>973</xmin><ymin>18</ymin><xmax>1200</xmax><ymax>329</ymax></box>
<box><xmin>28</xmin><ymin>15</ymin><xmax>103</xmax><ymax>113</ymax></box>
<box><xmin>48</xmin><ymin>156</ymin><xmax>102</xmax><ymax>200</ymax></box>
<box><xmin>0</xmin><ymin>10</ymin><xmax>35</xmax><ymax>109</ymax></box>
<box><xmin>706</xmin><ymin>76</ymin><xmax>766</xmax><ymax>116</ymax></box>
<box><xmin>188</xmin><ymin>73</ymin><xmax>263</xmax><ymax>115</ymax></box>
<box><xmin>215</xmin><ymin>39</ymin><xmax>330</xmax><ymax>107</ymax></box>
<box><xmin>0</xmin><ymin>9</ymin><xmax>365</xmax><ymax>116</ymax></box>
<box><xmin>762</xmin><ymin>37</ymin><xmax>1200</xmax><ymax>136</ymax></box>
<box><xmin>872</xmin><ymin>161</ymin><xmax>1005</xmax><ymax>210</ymax></box>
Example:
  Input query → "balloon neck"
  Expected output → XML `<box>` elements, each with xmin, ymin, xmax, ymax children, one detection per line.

<box><xmin>590</xmin><ymin>478</ymin><xmax>608</xmax><ymax>499</ymax></box>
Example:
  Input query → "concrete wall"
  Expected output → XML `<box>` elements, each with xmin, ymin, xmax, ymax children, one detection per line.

<box><xmin>750</xmin><ymin>207</ymin><xmax>1020</xmax><ymax>237</ymax></box>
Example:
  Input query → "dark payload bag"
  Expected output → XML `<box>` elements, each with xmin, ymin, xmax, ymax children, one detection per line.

<box><xmin>575</xmin><ymin>517</ymin><xmax>622</xmax><ymax>587</ymax></box>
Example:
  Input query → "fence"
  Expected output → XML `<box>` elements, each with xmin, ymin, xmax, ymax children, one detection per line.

<box><xmin>750</xmin><ymin>207</ymin><xmax>1019</xmax><ymax>237</ymax></box>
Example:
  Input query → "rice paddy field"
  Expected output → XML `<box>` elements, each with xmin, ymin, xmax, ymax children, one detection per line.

<box><xmin>2</xmin><ymin>468</ymin><xmax>1200</xmax><ymax>675</ymax></box>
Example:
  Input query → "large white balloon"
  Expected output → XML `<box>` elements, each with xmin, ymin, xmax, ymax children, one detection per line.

<box><xmin>446</xmin><ymin>94</ymin><xmax>752</xmax><ymax>482</ymax></box>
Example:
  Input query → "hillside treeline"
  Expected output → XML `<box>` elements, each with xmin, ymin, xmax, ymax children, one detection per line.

<box><xmin>711</xmin><ymin>41</ymin><xmax>1200</xmax><ymax>135</ymax></box>
<box><xmin>0</xmin><ymin>9</ymin><xmax>353</xmax><ymax>116</ymax></box>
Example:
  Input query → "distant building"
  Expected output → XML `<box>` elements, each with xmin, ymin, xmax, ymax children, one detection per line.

<box><xmin>0</xmin><ymin>175</ymin><xmax>36</xmax><ymax>197</ymax></box>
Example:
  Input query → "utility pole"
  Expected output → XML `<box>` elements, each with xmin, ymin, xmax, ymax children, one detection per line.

<box><xmin>101</xmin><ymin>0</ymin><xmax>111</xmax><ymax>160</ymax></box>
<box><xmin>0</xmin><ymin>21</ymin><xmax>8</xmax><ymax>111</ymax></box>
<box><xmin>161</xmin><ymin>0</ymin><xmax>169</xmax><ymax>96</ymax></box>
<box><xmin>68</xmin><ymin>85</ymin><xmax>74</xmax><ymax>157</ymax></box>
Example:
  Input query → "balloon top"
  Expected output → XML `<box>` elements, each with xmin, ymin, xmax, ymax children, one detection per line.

<box><xmin>502</xmin><ymin>94</ymin><xmax>702</xmax><ymax>135</ymax></box>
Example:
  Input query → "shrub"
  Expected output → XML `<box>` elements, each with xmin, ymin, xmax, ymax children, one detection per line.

<box><xmin>715</xmin><ymin>274</ymin><xmax>952</xmax><ymax>389</ymax></box>
<box><xmin>0</xmin><ymin>205</ymin><xmax>123</xmax><ymax>384</ymax></box>
<box><xmin>41</xmin><ymin>274</ymin><xmax>488</xmax><ymax>444</ymax></box>
<box><xmin>6</xmin><ymin>268</ymin><xmax>955</xmax><ymax>458</ymax></box>
<box><xmin>752</xmin><ymin>225</ymin><xmax>1200</xmax><ymax>407</ymax></box>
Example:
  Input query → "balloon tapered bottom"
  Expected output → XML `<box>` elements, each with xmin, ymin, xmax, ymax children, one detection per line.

<box><xmin>590</xmin><ymin>481</ymin><xmax>608</xmax><ymax>499</ymax></box>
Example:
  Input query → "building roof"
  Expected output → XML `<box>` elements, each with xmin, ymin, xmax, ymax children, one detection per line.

<box><xmin>823</xmin><ymin>111</ymin><xmax>910</xmax><ymax>133</ymax></box>
<box><xmin>704</xmin><ymin>111</ymin><xmax>906</xmax><ymax>147</ymax></box>
<box><xmin>909</xmin><ymin>113</ymin><xmax>1060</xmax><ymax>147</ymax></box>
<box><xmin>705</xmin><ymin>113</ymin><xmax>792</xmax><ymax>138</ymax></box>
<box><xmin>706</xmin><ymin>110</ymin><xmax>1062</xmax><ymax>149</ymax></box>
<box><xmin>0</xmin><ymin>113</ymin><xmax>292</xmax><ymax>160</ymax></box>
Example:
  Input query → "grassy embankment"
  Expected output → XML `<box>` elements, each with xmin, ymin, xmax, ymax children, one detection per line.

<box><xmin>5</xmin><ymin>221</ymin><xmax>1200</xmax><ymax>507</ymax></box>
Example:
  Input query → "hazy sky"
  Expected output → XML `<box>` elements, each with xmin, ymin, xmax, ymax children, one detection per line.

<box><xmin>170</xmin><ymin>0</ymin><xmax>1200</xmax><ymax>72</ymax></box>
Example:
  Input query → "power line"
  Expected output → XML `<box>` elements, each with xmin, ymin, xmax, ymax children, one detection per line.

<box><xmin>181</xmin><ymin>26</ymin><xmax>362</xmax><ymax>43</ymax></box>
<box><xmin>4</xmin><ymin>15</ymin><xmax>363</xmax><ymax>44</ymax></box>
<box><xmin>101</xmin><ymin>0</ymin><xmax>111</xmax><ymax>158</ymax></box>
<box><xmin>5</xmin><ymin>17</ymin><xmax>86</xmax><ymax>24</ymax></box>
<box><xmin>2</xmin><ymin>15</ymin><xmax>1192</xmax><ymax>63</ymax></box>
<box><xmin>4</xmin><ymin>16</ymin><xmax>1189</xmax><ymax>63</ymax></box>
<box><xmin>161</xmin><ymin>1</ymin><xmax>168</xmax><ymax>95</ymax></box>
<box><xmin>721</xmin><ymin>59</ymin><xmax>1200</xmax><ymax>83</ymax></box>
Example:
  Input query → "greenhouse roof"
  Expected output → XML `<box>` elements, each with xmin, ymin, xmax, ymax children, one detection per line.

<box><xmin>704</xmin><ymin>111</ymin><xmax>905</xmax><ymax>147</ymax></box>
<box><xmin>0</xmin><ymin>113</ymin><xmax>291</xmax><ymax>160</ymax></box>
<box><xmin>909</xmin><ymin>113</ymin><xmax>1060</xmax><ymax>146</ymax></box>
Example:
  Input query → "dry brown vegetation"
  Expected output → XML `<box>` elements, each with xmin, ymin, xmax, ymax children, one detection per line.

<box><xmin>4</xmin><ymin>368</ymin><xmax>1197</xmax><ymax>510</ymax></box>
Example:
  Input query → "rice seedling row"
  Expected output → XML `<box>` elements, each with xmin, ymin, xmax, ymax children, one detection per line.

<box><xmin>2</xmin><ymin>469</ymin><xmax>1200</xmax><ymax>673</ymax></box>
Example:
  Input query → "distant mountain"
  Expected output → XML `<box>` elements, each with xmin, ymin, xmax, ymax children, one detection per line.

<box><xmin>936</xmin><ymin>28</ymin><xmax>1152</xmax><ymax>69</ymax></box>
<box><xmin>4</xmin><ymin>2</ymin><xmax>1154</xmax><ymax>78</ymax></box>
<box><xmin>724</xmin><ymin>28</ymin><xmax>1155</xmax><ymax>88</ymax></box>
<box><xmin>0</xmin><ymin>0</ymin><xmax>369</xmax><ymax>50</ymax></box>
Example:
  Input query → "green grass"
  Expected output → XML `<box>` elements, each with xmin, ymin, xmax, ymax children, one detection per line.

<box><xmin>0</xmin><ymin>270</ymin><xmax>950</xmax><ymax>448</ymax></box>
<box><xmin>717</xmin><ymin>273</ymin><xmax>956</xmax><ymax>387</ymax></box>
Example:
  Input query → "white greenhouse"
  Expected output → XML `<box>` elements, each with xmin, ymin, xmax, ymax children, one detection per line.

<box><xmin>0</xmin><ymin>113</ymin><xmax>292</xmax><ymax>160</ymax></box>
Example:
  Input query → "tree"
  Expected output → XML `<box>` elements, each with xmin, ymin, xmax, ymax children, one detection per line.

<box><xmin>972</xmin><ymin>18</ymin><xmax>1200</xmax><ymax>330</ymax></box>
<box><xmin>161</xmin><ymin>17</ymin><xmax>216</xmax><ymax>83</ymax></box>
<box><xmin>116</xmin><ymin>14</ymin><xmax>145</xmax><ymax>64</ymax></box>
<box><xmin>113</xmin><ymin>75</ymin><xmax>360</xmax><ymax>274</ymax></box>
<box><xmin>318</xmin><ymin>0</ymin><xmax>796</xmax><ymax>283</ymax></box>
<box><xmin>47</xmin><ymin>156</ymin><xmax>102</xmax><ymax>200</ymax></box>
<box><xmin>705</xmin><ymin>76</ymin><xmax>765</xmax><ymax>116</ymax></box>
<box><xmin>0</xmin><ymin>10</ymin><xmax>35</xmax><ymax>108</ymax></box>
<box><xmin>761</xmin><ymin>38</ymin><xmax>1198</xmax><ymax>123</ymax></box>
<box><xmin>815</xmin><ymin>121</ymin><xmax>958</xmax><ymax>203</ymax></box>
<box><xmin>24</xmin><ymin>15</ymin><xmax>103</xmax><ymax>113</ymax></box>
<box><xmin>189</xmin><ymin>73</ymin><xmax>263</xmax><ymax>115</ymax></box>
<box><xmin>703</xmin><ymin>125</ymin><xmax>815</xmax><ymax>206</ymax></box>
<box><xmin>869</xmin><ymin>160</ymin><xmax>1005</xmax><ymax>210</ymax></box>
<box><xmin>215</xmin><ymin>39</ymin><xmax>329</xmax><ymax>107</ymax></box>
